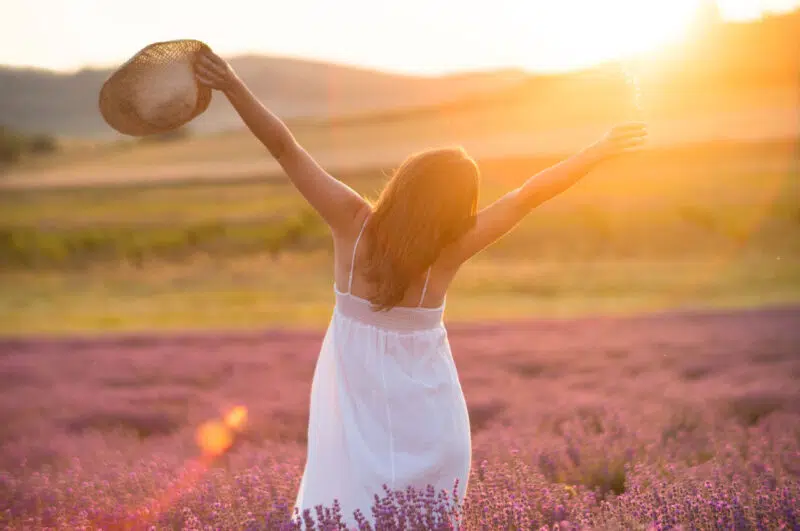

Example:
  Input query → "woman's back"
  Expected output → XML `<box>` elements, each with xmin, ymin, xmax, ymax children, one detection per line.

<box><xmin>333</xmin><ymin>212</ymin><xmax>457</xmax><ymax>312</ymax></box>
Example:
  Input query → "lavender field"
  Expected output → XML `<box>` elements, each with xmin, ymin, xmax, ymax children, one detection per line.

<box><xmin>1</xmin><ymin>306</ymin><xmax>798</xmax><ymax>529</ymax></box>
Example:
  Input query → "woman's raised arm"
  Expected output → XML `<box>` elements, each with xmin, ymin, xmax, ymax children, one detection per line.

<box><xmin>445</xmin><ymin>123</ymin><xmax>647</xmax><ymax>265</ymax></box>
<box><xmin>194</xmin><ymin>49</ymin><xmax>369</xmax><ymax>235</ymax></box>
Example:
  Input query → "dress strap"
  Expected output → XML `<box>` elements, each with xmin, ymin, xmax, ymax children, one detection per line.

<box><xmin>418</xmin><ymin>267</ymin><xmax>432</xmax><ymax>307</ymax></box>
<box><xmin>348</xmin><ymin>216</ymin><xmax>369</xmax><ymax>293</ymax></box>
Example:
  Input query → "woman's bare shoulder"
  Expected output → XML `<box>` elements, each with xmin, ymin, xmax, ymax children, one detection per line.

<box><xmin>333</xmin><ymin>204</ymin><xmax>371</xmax><ymax>240</ymax></box>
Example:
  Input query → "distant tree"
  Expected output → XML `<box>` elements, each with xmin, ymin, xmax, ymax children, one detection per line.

<box><xmin>0</xmin><ymin>126</ymin><xmax>24</xmax><ymax>165</ymax></box>
<box><xmin>0</xmin><ymin>127</ymin><xmax>60</xmax><ymax>167</ymax></box>
<box><xmin>28</xmin><ymin>133</ymin><xmax>58</xmax><ymax>154</ymax></box>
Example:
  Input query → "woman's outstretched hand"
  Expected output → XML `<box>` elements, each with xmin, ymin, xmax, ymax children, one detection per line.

<box><xmin>585</xmin><ymin>122</ymin><xmax>648</xmax><ymax>163</ymax></box>
<box><xmin>193</xmin><ymin>48</ymin><xmax>241</xmax><ymax>92</ymax></box>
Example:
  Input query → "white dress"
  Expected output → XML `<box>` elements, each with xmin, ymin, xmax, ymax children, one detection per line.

<box><xmin>294</xmin><ymin>219</ymin><xmax>472</xmax><ymax>527</ymax></box>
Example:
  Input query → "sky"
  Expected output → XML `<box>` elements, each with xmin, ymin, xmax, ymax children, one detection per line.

<box><xmin>2</xmin><ymin>0</ymin><xmax>798</xmax><ymax>76</ymax></box>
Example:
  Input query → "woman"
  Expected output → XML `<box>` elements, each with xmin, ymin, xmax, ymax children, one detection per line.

<box><xmin>194</xmin><ymin>48</ymin><xmax>646</xmax><ymax>524</ymax></box>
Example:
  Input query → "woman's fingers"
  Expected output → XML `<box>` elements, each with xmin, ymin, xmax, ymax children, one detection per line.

<box><xmin>191</xmin><ymin>47</ymin><xmax>231</xmax><ymax>89</ymax></box>
<box><xmin>194</xmin><ymin>62</ymin><xmax>226</xmax><ymax>88</ymax></box>
<box><xmin>198</xmin><ymin>55</ymin><xmax>224</xmax><ymax>75</ymax></box>
<box><xmin>617</xmin><ymin>134</ymin><xmax>646</xmax><ymax>144</ymax></box>
<box><xmin>613</xmin><ymin>121</ymin><xmax>647</xmax><ymax>132</ymax></box>
<box><xmin>617</xmin><ymin>133</ymin><xmax>647</xmax><ymax>145</ymax></box>
<box><xmin>592</xmin><ymin>123</ymin><xmax>647</xmax><ymax>159</ymax></box>
<box><xmin>194</xmin><ymin>63</ymin><xmax>228</xmax><ymax>88</ymax></box>
<box><xmin>612</xmin><ymin>126</ymin><xmax>647</xmax><ymax>140</ymax></box>
<box><xmin>193</xmin><ymin>53</ymin><xmax>225</xmax><ymax>78</ymax></box>
<box><xmin>198</xmin><ymin>50</ymin><xmax>229</xmax><ymax>74</ymax></box>
<box><xmin>194</xmin><ymin>61</ymin><xmax>221</xmax><ymax>79</ymax></box>
<box><xmin>195</xmin><ymin>73</ymin><xmax>217</xmax><ymax>88</ymax></box>
<box><xmin>611</xmin><ymin>131</ymin><xmax>647</xmax><ymax>146</ymax></box>
<box><xmin>206</xmin><ymin>51</ymin><xmax>228</xmax><ymax>70</ymax></box>
<box><xmin>616</xmin><ymin>136</ymin><xmax>646</xmax><ymax>151</ymax></box>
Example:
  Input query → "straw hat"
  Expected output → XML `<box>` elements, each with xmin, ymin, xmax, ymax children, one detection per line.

<box><xmin>99</xmin><ymin>39</ymin><xmax>213</xmax><ymax>136</ymax></box>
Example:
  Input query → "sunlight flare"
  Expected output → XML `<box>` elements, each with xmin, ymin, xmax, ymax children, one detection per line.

<box><xmin>517</xmin><ymin>0</ymin><xmax>700</xmax><ymax>71</ymax></box>
<box><xmin>196</xmin><ymin>420</ymin><xmax>234</xmax><ymax>457</ymax></box>
<box><xmin>224</xmin><ymin>405</ymin><xmax>248</xmax><ymax>431</ymax></box>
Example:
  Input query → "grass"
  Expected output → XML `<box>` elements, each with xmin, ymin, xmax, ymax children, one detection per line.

<box><xmin>1</xmin><ymin>139</ymin><xmax>798</xmax><ymax>335</ymax></box>
<box><xmin>1</xmin><ymin>253</ymin><xmax>799</xmax><ymax>335</ymax></box>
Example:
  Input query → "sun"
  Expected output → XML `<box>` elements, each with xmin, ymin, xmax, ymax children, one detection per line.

<box><xmin>521</xmin><ymin>0</ymin><xmax>701</xmax><ymax>71</ymax></box>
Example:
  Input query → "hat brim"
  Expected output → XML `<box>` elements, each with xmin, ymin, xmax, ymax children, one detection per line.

<box><xmin>99</xmin><ymin>39</ymin><xmax>213</xmax><ymax>136</ymax></box>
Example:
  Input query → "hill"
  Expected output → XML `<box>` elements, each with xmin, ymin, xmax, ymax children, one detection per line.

<box><xmin>0</xmin><ymin>56</ymin><xmax>526</xmax><ymax>138</ymax></box>
<box><xmin>0</xmin><ymin>9</ymin><xmax>797</xmax><ymax>145</ymax></box>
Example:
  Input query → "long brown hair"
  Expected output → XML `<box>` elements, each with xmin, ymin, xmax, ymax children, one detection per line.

<box><xmin>362</xmin><ymin>147</ymin><xmax>479</xmax><ymax>310</ymax></box>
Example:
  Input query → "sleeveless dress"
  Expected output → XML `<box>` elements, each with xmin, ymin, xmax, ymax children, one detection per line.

<box><xmin>293</xmin><ymin>218</ymin><xmax>472</xmax><ymax>526</ymax></box>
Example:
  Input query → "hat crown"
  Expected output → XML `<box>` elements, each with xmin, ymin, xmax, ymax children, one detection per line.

<box><xmin>99</xmin><ymin>39</ymin><xmax>212</xmax><ymax>136</ymax></box>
